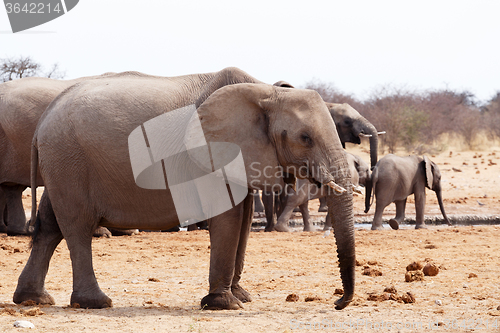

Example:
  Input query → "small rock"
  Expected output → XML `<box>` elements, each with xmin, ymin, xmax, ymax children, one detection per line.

<box><xmin>405</xmin><ymin>270</ymin><xmax>424</xmax><ymax>282</ymax></box>
<box><xmin>20</xmin><ymin>307</ymin><xmax>44</xmax><ymax>316</ymax></box>
<box><xmin>286</xmin><ymin>294</ymin><xmax>299</xmax><ymax>302</ymax></box>
<box><xmin>367</xmin><ymin>293</ymin><xmax>390</xmax><ymax>302</ymax></box>
<box><xmin>362</xmin><ymin>267</ymin><xmax>382</xmax><ymax>277</ymax></box>
<box><xmin>384</xmin><ymin>286</ymin><xmax>397</xmax><ymax>294</ymax></box>
<box><xmin>355</xmin><ymin>259</ymin><xmax>365</xmax><ymax>266</ymax></box>
<box><xmin>148</xmin><ymin>277</ymin><xmax>160</xmax><ymax>282</ymax></box>
<box><xmin>423</xmin><ymin>263</ymin><xmax>439</xmax><ymax>276</ymax></box>
<box><xmin>131</xmin><ymin>279</ymin><xmax>139</xmax><ymax>284</ymax></box>
<box><xmin>468</xmin><ymin>273</ymin><xmax>478</xmax><ymax>278</ymax></box>
<box><xmin>304</xmin><ymin>296</ymin><xmax>322</xmax><ymax>302</ymax></box>
<box><xmin>435</xmin><ymin>300</ymin><xmax>442</xmax><ymax>306</ymax></box>
<box><xmin>406</xmin><ymin>262</ymin><xmax>423</xmax><ymax>271</ymax></box>
<box><xmin>367</xmin><ymin>260</ymin><xmax>378</xmax><ymax>265</ymax></box>
<box><xmin>334</xmin><ymin>288</ymin><xmax>344</xmax><ymax>295</ymax></box>
<box><xmin>13</xmin><ymin>320</ymin><xmax>35</xmax><ymax>329</ymax></box>
<box><xmin>401</xmin><ymin>292</ymin><xmax>416</xmax><ymax>304</ymax></box>
<box><xmin>463</xmin><ymin>284</ymin><xmax>468</xmax><ymax>288</ymax></box>
<box><xmin>497</xmin><ymin>305</ymin><xmax>500</xmax><ymax>310</ymax></box>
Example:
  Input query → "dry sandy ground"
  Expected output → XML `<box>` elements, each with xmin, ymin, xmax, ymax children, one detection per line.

<box><xmin>1</xmin><ymin>146</ymin><xmax>499</xmax><ymax>332</ymax></box>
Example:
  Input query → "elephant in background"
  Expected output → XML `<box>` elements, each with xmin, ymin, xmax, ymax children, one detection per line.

<box><xmin>273</xmin><ymin>152</ymin><xmax>370</xmax><ymax>232</ymax></box>
<box><xmin>0</xmin><ymin>74</ymin><xmax>115</xmax><ymax>235</ymax></box>
<box><xmin>262</xmin><ymin>102</ymin><xmax>382</xmax><ymax>231</ymax></box>
<box><xmin>14</xmin><ymin>68</ymin><xmax>356</xmax><ymax>310</ymax></box>
<box><xmin>365</xmin><ymin>154</ymin><xmax>451</xmax><ymax>230</ymax></box>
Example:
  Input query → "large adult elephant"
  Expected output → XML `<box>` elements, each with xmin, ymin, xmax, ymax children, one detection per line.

<box><xmin>0</xmin><ymin>74</ymin><xmax>117</xmax><ymax>235</ymax></box>
<box><xmin>14</xmin><ymin>68</ymin><xmax>356</xmax><ymax>310</ymax></box>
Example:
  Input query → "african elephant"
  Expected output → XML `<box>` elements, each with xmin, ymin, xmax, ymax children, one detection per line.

<box><xmin>262</xmin><ymin>102</ymin><xmax>382</xmax><ymax>231</ymax></box>
<box><xmin>0</xmin><ymin>74</ymin><xmax>114</xmax><ymax>235</ymax></box>
<box><xmin>365</xmin><ymin>154</ymin><xmax>451</xmax><ymax>230</ymax></box>
<box><xmin>14</xmin><ymin>68</ymin><xmax>356</xmax><ymax>310</ymax></box>
<box><xmin>273</xmin><ymin>152</ymin><xmax>370</xmax><ymax>232</ymax></box>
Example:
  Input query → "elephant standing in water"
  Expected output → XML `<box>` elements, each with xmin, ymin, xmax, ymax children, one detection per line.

<box><xmin>0</xmin><ymin>74</ymin><xmax>138</xmax><ymax>237</ymax></box>
<box><xmin>365</xmin><ymin>154</ymin><xmax>451</xmax><ymax>230</ymax></box>
<box><xmin>14</xmin><ymin>68</ymin><xmax>356</xmax><ymax>310</ymax></box>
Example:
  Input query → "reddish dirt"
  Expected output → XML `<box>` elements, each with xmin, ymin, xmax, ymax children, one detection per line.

<box><xmin>0</xmin><ymin>147</ymin><xmax>499</xmax><ymax>332</ymax></box>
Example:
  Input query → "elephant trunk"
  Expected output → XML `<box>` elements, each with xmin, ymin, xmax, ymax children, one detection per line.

<box><xmin>325</xmin><ymin>154</ymin><xmax>355</xmax><ymax>310</ymax></box>
<box><xmin>364</xmin><ymin>177</ymin><xmax>372</xmax><ymax>213</ymax></box>
<box><xmin>355</xmin><ymin>119</ymin><xmax>378</xmax><ymax>169</ymax></box>
<box><xmin>435</xmin><ymin>188</ymin><xmax>451</xmax><ymax>226</ymax></box>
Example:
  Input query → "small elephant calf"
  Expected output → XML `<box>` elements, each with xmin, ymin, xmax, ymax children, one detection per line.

<box><xmin>273</xmin><ymin>152</ymin><xmax>370</xmax><ymax>232</ymax></box>
<box><xmin>365</xmin><ymin>154</ymin><xmax>451</xmax><ymax>230</ymax></box>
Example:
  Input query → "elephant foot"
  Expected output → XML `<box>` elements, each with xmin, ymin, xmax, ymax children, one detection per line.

<box><xmin>7</xmin><ymin>225</ymin><xmax>30</xmax><ymax>236</ymax></box>
<box><xmin>70</xmin><ymin>291</ymin><xmax>112</xmax><ymax>309</ymax></box>
<box><xmin>318</xmin><ymin>206</ymin><xmax>328</xmax><ymax>212</ymax></box>
<box><xmin>334</xmin><ymin>295</ymin><xmax>353</xmax><ymax>310</ymax></box>
<box><xmin>273</xmin><ymin>223</ymin><xmax>292</xmax><ymax>232</ymax></box>
<box><xmin>371</xmin><ymin>224</ymin><xmax>384</xmax><ymax>231</ymax></box>
<box><xmin>415</xmin><ymin>223</ymin><xmax>428</xmax><ymax>229</ymax></box>
<box><xmin>388</xmin><ymin>219</ymin><xmax>400</xmax><ymax>230</ymax></box>
<box><xmin>201</xmin><ymin>291</ymin><xmax>243</xmax><ymax>310</ymax></box>
<box><xmin>109</xmin><ymin>228</ymin><xmax>139</xmax><ymax>236</ymax></box>
<box><xmin>231</xmin><ymin>284</ymin><xmax>252</xmax><ymax>303</ymax></box>
<box><xmin>264</xmin><ymin>226</ymin><xmax>274</xmax><ymax>232</ymax></box>
<box><xmin>93</xmin><ymin>226</ymin><xmax>111</xmax><ymax>238</ymax></box>
<box><xmin>13</xmin><ymin>288</ymin><xmax>55</xmax><ymax>306</ymax></box>
<box><xmin>303</xmin><ymin>224</ymin><xmax>316</xmax><ymax>232</ymax></box>
<box><xmin>0</xmin><ymin>223</ymin><xmax>7</xmax><ymax>234</ymax></box>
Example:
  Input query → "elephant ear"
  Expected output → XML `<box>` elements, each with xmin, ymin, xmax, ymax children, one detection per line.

<box><xmin>195</xmin><ymin>83</ymin><xmax>284</xmax><ymax>190</ymax></box>
<box><xmin>424</xmin><ymin>155</ymin><xmax>433</xmax><ymax>189</ymax></box>
<box><xmin>273</xmin><ymin>81</ymin><xmax>295</xmax><ymax>88</ymax></box>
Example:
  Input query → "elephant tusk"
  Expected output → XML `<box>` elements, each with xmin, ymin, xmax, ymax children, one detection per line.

<box><xmin>377</xmin><ymin>131</ymin><xmax>386</xmax><ymax>135</ymax></box>
<box><xmin>358</xmin><ymin>133</ymin><xmax>372</xmax><ymax>138</ymax></box>
<box><xmin>327</xmin><ymin>181</ymin><xmax>346</xmax><ymax>194</ymax></box>
<box><xmin>352</xmin><ymin>184</ymin><xmax>364</xmax><ymax>195</ymax></box>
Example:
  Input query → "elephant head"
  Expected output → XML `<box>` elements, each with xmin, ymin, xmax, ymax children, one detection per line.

<box><xmin>197</xmin><ymin>83</ymin><xmax>356</xmax><ymax>309</ymax></box>
<box><xmin>327</xmin><ymin>103</ymin><xmax>381</xmax><ymax>169</ymax></box>
<box><xmin>424</xmin><ymin>156</ymin><xmax>451</xmax><ymax>226</ymax></box>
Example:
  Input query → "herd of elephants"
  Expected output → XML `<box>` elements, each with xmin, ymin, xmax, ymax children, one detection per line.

<box><xmin>0</xmin><ymin>67</ymin><xmax>451</xmax><ymax>310</ymax></box>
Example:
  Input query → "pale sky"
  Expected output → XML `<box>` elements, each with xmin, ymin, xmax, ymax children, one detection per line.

<box><xmin>1</xmin><ymin>0</ymin><xmax>499</xmax><ymax>102</ymax></box>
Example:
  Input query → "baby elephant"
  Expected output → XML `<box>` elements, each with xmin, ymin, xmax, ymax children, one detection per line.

<box><xmin>274</xmin><ymin>152</ymin><xmax>370</xmax><ymax>232</ymax></box>
<box><xmin>366</xmin><ymin>154</ymin><xmax>451</xmax><ymax>230</ymax></box>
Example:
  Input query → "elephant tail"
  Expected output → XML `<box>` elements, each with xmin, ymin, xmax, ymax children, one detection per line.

<box><xmin>29</xmin><ymin>136</ymin><xmax>39</xmax><ymax>228</ymax></box>
<box><xmin>364</xmin><ymin>167</ymin><xmax>378</xmax><ymax>213</ymax></box>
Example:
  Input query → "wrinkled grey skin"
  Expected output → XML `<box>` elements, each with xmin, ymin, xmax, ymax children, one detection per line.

<box><xmin>273</xmin><ymin>153</ymin><xmax>370</xmax><ymax>232</ymax></box>
<box><xmin>14</xmin><ymin>68</ymin><xmax>356</xmax><ymax>310</ymax></box>
<box><xmin>0</xmin><ymin>74</ymin><xmax>138</xmax><ymax>237</ymax></box>
<box><xmin>365</xmin><ymin>154</ymin><xmax>451</xmax><ymax>230</ymax></box>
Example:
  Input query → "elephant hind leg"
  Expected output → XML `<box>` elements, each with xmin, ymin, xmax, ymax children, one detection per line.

<box><xmin>14</xmin><ymin>192</ymin><xmax>63</xmax><ymax>305</ymax></box>
<box><xmin>389</xmin><ymin>199</ymin><xmax>407</xmax><ymax>230</ymax></box>
<box><xmin>2</xmin><ymin>185</ymin><xmax>29</xmax><ymax>235</ymax></box>
<box><xmin>300</xmin><ymin>201</ymin><xmax>314</xmax><ymax>232</ymax></box>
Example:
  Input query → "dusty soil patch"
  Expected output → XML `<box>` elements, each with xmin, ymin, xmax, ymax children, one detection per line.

<box><xmin>1</xmin><ymin>147</ymin><xmax>498</xmax><ymax>332</ymax></box>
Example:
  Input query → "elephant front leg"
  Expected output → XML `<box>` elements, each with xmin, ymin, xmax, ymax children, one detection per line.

<box><xmin>299</xmin><ymin>201</ymin><xmax>314</xmax><ymax>232</ymax></box>
<box><xmin>389</xmin><ymin>199</ymin><xmax>407</xmax><ymax>230</ymax></box>
<box><xmin>414</xmin><ymin>192</ymin><xmax>427</xmax><ymax>229</ymax></box>
<box><xmin>231</xmin><ymin>194</ymin><xmax>253</xmax><ymax>303</ymax></box>
<box><xmin>201</xmin><ymin>200</ymin><xmax>247</xmax><ymax>310</ymax></box>
<box><xmin>318</xmin><ymin>197</ymin><xmax>328</xmax><ymax>212</ymax></box>
<box><xmin>262</xmin><ymin>191</ymin><xmax>277</xmax><ymax>232</ymax></box>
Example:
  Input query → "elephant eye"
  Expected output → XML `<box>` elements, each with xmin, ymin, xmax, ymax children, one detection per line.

<box><xmin>301</xmin><ymin>133</ymin><xmax>313</xmax><ymax>147</ymax></box>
